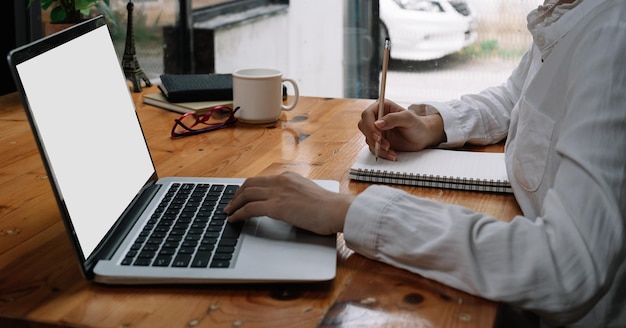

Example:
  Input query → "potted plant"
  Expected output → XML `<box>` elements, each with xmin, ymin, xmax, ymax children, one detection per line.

<box><xmin>30</xmin><ymin>0</ymin><xmax>114</xmax><ymax>34</ymax></box>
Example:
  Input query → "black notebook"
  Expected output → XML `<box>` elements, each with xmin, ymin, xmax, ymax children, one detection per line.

<box><xmin>159</xmin><ymin>74</ymin><xmax>233</xmax><ymax>103</ymax></box>
<box><xmin>349</xmin><ymin>146</ymin><xmax>512</xmax><ymax>193</ymax></box>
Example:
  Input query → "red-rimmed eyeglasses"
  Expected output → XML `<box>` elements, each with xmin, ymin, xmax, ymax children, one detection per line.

<box><xmin>171</xmin><ymin>106</ymin><xmax>239</xmax><ymax>138</ymax></box>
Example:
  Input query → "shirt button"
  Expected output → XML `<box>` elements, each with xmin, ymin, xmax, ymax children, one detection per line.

<box><xmin>536</xmin><ymin>35</ymin><xmax>546</xmax><ymax>46</ymax></box>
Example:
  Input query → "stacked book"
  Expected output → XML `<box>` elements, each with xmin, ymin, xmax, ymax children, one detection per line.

<box><xmin>143</xmin><ymin>74</ymin><xmax>233</xmax><ymax>114</ymax></box>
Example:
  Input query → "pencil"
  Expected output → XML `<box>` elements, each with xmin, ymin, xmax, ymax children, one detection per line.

<box><xmin>375</xmin><ymin>38</ymin><xmax>391</xmax><ymax>161</ymax></box>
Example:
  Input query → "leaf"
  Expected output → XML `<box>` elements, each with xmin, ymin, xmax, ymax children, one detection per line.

<box><xmin>50</xmin><ymin>6</ymin><xmax>67</xmax><ymax>23</ymax></box>
<box><xmin>96</xmin><ymin>2</ymin><xmax>116</xmax><ymax>24</ymax></box>
<box><xmin>40</xmin><ymin>0</ymin><xmax>56</xmax><ymax>10</ymax></box>
<box><xmin>74</xmin><ymin>0</ymin><xmax>94</xmax><ymax>11</ymax></box>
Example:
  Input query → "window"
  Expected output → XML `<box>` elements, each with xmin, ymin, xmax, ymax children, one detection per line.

<box><xmin>36</xmin><ymin>0</ymin><xmax>540</xmax><ymax>101</ymax></box>
<box><xmin>192</xmin><ymin>0</ymin><xmax>236</xmax><ymax>10</ymax></box>
<box><xmin>383</xmin><ymin>0</ymin><xmax>541</xmax><ymax>104</ymax></box>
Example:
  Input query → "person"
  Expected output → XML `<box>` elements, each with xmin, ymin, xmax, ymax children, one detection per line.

<box><xmin>225</xmin><ymin>0</ymin><xmax>626</xmax><ymax>326</ymax></box>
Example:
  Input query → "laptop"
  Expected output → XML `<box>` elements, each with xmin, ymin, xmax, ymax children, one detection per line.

<box><xmin>7</xmin><ymin>17</ymin><xmax>337</xmax><ymax>284</ymax></box>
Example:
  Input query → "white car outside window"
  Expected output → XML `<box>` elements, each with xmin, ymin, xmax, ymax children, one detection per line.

<box><xmin>380</xmin><ymin>0</ymin><xmax>478</xmax><ymax>61</ymax></box>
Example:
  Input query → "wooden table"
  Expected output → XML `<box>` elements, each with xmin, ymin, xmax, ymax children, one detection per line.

<box><xmin>0</xmin><ymin>86</ymin><xmax>521</xmax><ymax>327</ymax></box>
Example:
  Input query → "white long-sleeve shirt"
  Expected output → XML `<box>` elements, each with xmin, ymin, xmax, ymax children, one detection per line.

<box><xmin>343</xmin><ymin>1</ymin><xmax>626</xmax><ymax>326</ymax></box>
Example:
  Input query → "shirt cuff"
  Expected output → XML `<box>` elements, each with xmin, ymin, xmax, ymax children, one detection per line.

<box><xmin>343</xmin><ymin>185</ymin><xmax>405</xmax><ymax>258</ymax></box>
<box><xmin>412</xmin><ymin>102</ymin><xmax>466</xmax><ymax>148</ymax></box>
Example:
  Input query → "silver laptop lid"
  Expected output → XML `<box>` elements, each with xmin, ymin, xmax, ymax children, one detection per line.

<box><xmin>7</xmin><ymin>17</ymin><xmax>157</xmax><ymax>278</ymax></box>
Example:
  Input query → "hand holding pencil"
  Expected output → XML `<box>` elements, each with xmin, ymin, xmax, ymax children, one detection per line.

<box><xmin>357</xmin><ymin>37</ymin><xmax>447</xmax><ymax>162</ymax></box>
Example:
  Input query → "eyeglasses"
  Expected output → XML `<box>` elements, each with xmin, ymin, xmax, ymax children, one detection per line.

<box><xmin>171</xmin><ymin>106</ymin><xmax>239</xmax><ymax>138</ymax></box>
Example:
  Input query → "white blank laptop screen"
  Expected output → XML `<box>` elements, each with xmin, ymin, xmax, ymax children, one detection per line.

<box><xmin>15</xmin><ymin>26</ymin><xmax>155</xmax><ymax>258</ymax></box>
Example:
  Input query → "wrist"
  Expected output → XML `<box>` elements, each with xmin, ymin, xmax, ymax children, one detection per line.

<box><xmin>424</xmin><ymin>113</ymin><xmax>447</xmax><ymax>146</ymax></box>
<box><xmin>408</xmin><ymin>104</ymin><xmax>447</xmax><ymax>147</ymax></box>
<box><xmin>327</xmin><ymin>193</ymin><xmax>355</xmax><ymax>234</ymax></box>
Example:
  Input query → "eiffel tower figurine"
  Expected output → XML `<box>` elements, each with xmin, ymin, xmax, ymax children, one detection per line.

<box><xmin>122</xmin><ymin>0</ymin><xmax>151</xmax><ymax>92</ymax></box>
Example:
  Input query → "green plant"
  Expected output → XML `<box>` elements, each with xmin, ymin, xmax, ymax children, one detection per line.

<box><xmin>455</xmin><ymin>39</ymin><xmax>527</xmax><ymax>61</ymax></box>
<box><xmin>30</xmin><ymin>0</ymin><xmax>113</xmax><ymax>23</ymax></box>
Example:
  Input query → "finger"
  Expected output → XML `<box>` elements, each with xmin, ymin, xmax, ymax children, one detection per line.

<box><xmin>359</xmin><ymin>101</ymin><xmax>387</xmax><ymax>145</ymax></box>
<box><xmin>359</xmin><ymin>105</ymin><xmax>377</xmax><ymax>131</ymax></box>
<box><xmin>229</xmin><ymin>174</ymin><xmax>278</xmax><ymax>200</ymax></box>
<box><xmin>368</xmin><ymin>143</ymin><xmax>397</xmax><ymax>161</ymax></box>
<box><xmin>225</xmin><ymin>178</ymin><xmax>254</xmax><ymax>212</ymax></box>
<box><xmin>358</xmin><ymin>120</ymin><xmax>379</xmax><ymax>148</ymax></box>
<box><xmin>227</xmin><ymin>201</ymin><xmax>268</xmax><ymax>223</ymax></box>
<box><xmin>364</xmin><ymin>101</ymin><xmax>380</xmax><ymax>118</ymax></box>
<box><xmin>380</xmin><ymin>149</ymin><xmax>397</xmax><ymax>161</ymax></box>
<box><xmin>225</xmin><ymin>185</ymin><xmax>267</xmax><ymax>216</ymax></box>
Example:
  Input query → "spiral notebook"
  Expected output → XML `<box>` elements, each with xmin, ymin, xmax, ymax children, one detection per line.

<box><xmin>349</xmin><ymin>146</ymin><xmax>512</xmax><ymax>193</ymax></box>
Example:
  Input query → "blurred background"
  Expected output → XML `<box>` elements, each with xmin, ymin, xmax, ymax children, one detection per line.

<box><xmin>4</xmin><ymin>0</ymin><xmax>542</xmax><ymax>103</ymax></box>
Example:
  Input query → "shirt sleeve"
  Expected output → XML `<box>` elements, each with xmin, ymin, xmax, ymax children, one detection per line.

<box><xmin>420</xmin><ymin>47</ymin><xmax>535</xmax><ymax>148</ymax></box>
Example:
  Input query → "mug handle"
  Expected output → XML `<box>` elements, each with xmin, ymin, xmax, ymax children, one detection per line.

<box><xmin>281</xmin><ymin>78</ymin><xmax>299</xmax><ymax>111</ymax></box>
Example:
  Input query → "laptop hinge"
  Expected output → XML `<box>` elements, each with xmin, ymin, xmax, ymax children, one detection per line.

<box><xmin>86</xmin><ymin>174</ymin><xmax>161</xmax><ymax>271</ymax></box>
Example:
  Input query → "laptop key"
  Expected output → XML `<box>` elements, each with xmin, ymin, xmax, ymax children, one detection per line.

<box><xmin>216</xmin><ymin>246</ymin><xmax>235</xmax><ymax>254</ymax></box>
<box><xmin>187</xmin><ymin>228</ymin><xmax>204</xmax><ymax>235</ymax></box>
<box><xmin>191</xmin><ymin>251</ymin><xmax>212</xmax><ymax>268</ymax></box>
<box><xmin>146</xmin><ymin>238</ymin><xmax>164</xmax><ymax>245</ymax></box>
<box><xmin>169</xmin><ymin>228</ymin><xmax>187</xmax><ymax>236</ymax></box>
<box><xmin>142</xmin><ymin>244</ymin><xmax>160</xmax><ymax>252</ymax></box>
<box><xmin>207</xmin><ymin>226</ymin><xmax>222</xmax><ymax>232</ymax></box>
<box><xmin>134</xmin><ymin>258</ymin><xmax>152</xmax><ymax>266</ymax></box>
<box><xmin>210</xmin><ymin>184</ymin><xmax>225</xmax><ymax>192</ymax></box>
<box><xmin>121</xmin><ymin>257</ymin><xmax>134</xmax><ymax>266</ymax></box>
<box><xmin>218</xmin><ymin>238</ymin><xmax>238</xmax><ymax>247</ymax></box>
<box><xmin>138</xmin><ymin>250</ymin><xmax>156</xmax><ymax>259</ymax></box>
<box><xmin>172</xmin><ymin>254</ymin><xmax>191</xmax><ymax>267</ymax></box>
<box><xmin>224</xmin><ymin>185</ymin><xmax>239</xmax><ymax>195</ymax></box>
<box><xmin>210</xmin><ymin>260</ymin><xmax>230</xmax><ymax>268</ymax></box>
<box><xmin>209</xmin><ymin>219</ymin><xmax>226</xmax><ymax>227</ymax></box>
<box><xmin>130</xmin><ymin>242</ymin><xmax>143</xmax><ymax>251</ymax></box>
<box><xmin>154</xmin><ymin>226</ymin><xmax>170</xmax><ymax>232</ymax></box>
<box><xmin>198</xmin><ymin>244</ymin><xmax>215</xmax><ymax>252</ymax></box>
<box><xmin>153</xmin><ymin>256</ymin><xmax>172</xmax><ymax>267</ymax></box>
<box><xmin>213</xmin><ymin>253</ymin><xmax>233</xmax><ymax>261</ymax></box>
<box><xmin>159</xmin><ymin>248</ymin><xmax>176</xmax><ymax>256</ymax></box>
<box><xmin>222</xmin><ymin>222</ymin><xmax>243</xmax><ymax>238</ymax></box>
<box><xmin>162</xmin><ymin>241</ymin><xmax>179</xmax><ymax>248</ymax></box>
<box><xmin>166</xmin><ymin>235</ymin><xmax>183</xmax><ymax>242</ymax></box>
<box><xmin>178</xmin><ymin>247</ymin><xmax>195</xmax><ymax>254</ymax></box>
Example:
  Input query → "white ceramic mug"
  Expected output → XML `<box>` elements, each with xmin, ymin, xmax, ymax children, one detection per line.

<box><xmin>232</xmin><ymin>68</ymin><xmax>300</xmax><ymax>124</ymax></box>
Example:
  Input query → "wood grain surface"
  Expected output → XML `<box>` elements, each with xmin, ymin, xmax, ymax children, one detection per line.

<box><xmin>0</xmin><ymin>86</ymin><xmax>520</xmax><ymax>327</ymax></box>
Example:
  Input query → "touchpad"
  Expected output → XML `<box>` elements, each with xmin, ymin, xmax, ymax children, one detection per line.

<box><xmin>244</xmin><ymin>216</ymin><xmax>298</xmax><ymax>241</ymax></box>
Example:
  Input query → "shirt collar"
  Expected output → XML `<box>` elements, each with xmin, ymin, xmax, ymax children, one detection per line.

<box><xmin>526</xmin><ymin>0</ymin><xmax>606</xmax><ymax>59</ymax></box>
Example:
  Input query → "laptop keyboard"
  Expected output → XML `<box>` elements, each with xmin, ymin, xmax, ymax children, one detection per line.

<box><xmin>121</xmin><ymin>183</ymin><xmax>242</xmax><ymax>269</ymax></box>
